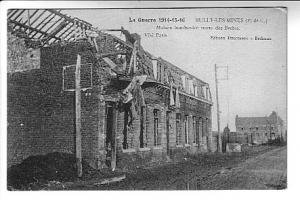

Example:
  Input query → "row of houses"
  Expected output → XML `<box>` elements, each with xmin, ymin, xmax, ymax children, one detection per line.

<box><xmin>221</xmin><ymin>111</ymin><xmax>286</xmax><ymax>149</ymax></box>
<box><xmin>234</xmin><ymin>111</ymin><xmax>286</xmax><ymax>145</ymax></box>
<box><xmin>7</xmin><ymin>9</ymin><xmax>286</xmax><ymax>170</ymax></box>
<box><xmin>7</xmin><ymin>9</ymin><xmax>216</xmax><ymax>170</ymax></box>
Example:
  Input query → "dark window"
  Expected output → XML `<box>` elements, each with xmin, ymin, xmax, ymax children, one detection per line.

<box><xmin>199</xmin><ymin>117</ymin><xmax>203</xmax><ymax>139</ymax></box>
<box><xmin>256</xmin><ymin>127</ymin><xmax>259</xmax><ymax>130</ymax></box>
<box><xmin>184</xmin><ymin>115</ymin><xmax>189</xmax><ymax>144</ymax></box>
<box><xmin>241</xmin><ymin>127</ymin><xmax>244</xmax><ymax>130</ymax></box>
<box><xmin>202</xmin><ymin>118</ymin><xmax>207</xmax><ymax>137</ymax></box>
<box><xmin>154</xmin><ymin>109</ymin><xmax>160</xmax><ymax>146</ymax></box>
<box><xmin>193</xmin><ymin>116</ymin><xmax>197</xmax><ymax>143</ymax></box>
<box><xmin>140</xmin><ymin>106</ymin><xmax>145</xmax><ymax>148</ymax></box>
<box><xmin>206</xmin><ymin>118</ymin><xmax>209</xmax><ymax>137</ymax></box>
<box><xmin>176</xmin><ymin>113</ymin><xmax>181</xmax><ymax>145</ymax></box>
<box><xmin>122</xmin><ymin>103</ymin><xmax>131</xmax><ymax>149</ymax></box>
<box><xmin>204</xmin><ymin>118</ymin><xmax>209</xmax><ymax>145</ymax></box>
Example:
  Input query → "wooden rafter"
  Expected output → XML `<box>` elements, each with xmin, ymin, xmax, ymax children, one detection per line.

<box><xmin>8</xmin><ymin>9</ymin><xmax>96</xmax><ymax>46</ymax></box>
<box><xmin>8</xmin><ymin>19</ymin><xmax>62</xmax><ymax>41</ymax></box>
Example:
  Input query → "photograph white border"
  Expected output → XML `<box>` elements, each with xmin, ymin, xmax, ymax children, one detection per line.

<box><xmin>1</xmin><ymin>1</ymin><xmax>299</xmax><ymax>200</ymax></box>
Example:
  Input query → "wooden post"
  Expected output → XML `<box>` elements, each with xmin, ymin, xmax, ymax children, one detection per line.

<box><xmin>75</xmin><ymin>54</ymin><xmax>82</xmax><ymax>177</ymax></box>
<box><xmin>215</xmin><ymin>64</ymin><xmax>222</xmax><ymax>153</ymax></box>
<box><xmin>133</xmin><ymin>41</ymin><xmax>137</xmax><ymax>74</ymax></box>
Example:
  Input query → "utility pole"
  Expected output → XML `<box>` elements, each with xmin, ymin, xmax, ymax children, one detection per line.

<box><xmin>75</xmin><ymin>54</ymin><xmax>82</xmax><ymax>177</ymax></box>
<box><xmin>214</xmin><ymin>64</ymin><xmax>228</xmax><ymax>153</ymax></box>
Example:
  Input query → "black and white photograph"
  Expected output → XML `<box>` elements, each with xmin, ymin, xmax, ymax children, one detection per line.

<box><xmin>1</xmin><ymin>1</ymin><xmax>296</xmax><ymax>195</ymax></box>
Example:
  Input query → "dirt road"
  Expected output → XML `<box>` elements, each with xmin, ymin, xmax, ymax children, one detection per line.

<box><xmin>194</xmin><ymin>146</ymin><xmax>287</xmax><ymax>190</ymax></box>
<box><xmin>62</xmin><ymin>146</ymin><xmax>286</xmax><ymax>190</ymax></box>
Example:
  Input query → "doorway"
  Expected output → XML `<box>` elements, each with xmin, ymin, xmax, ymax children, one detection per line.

<box><xmin>166</xmin><ymin>111</ymin><xmax>171</xmax><ymax>155</ymax></box>
<box><xmin>105</xmin><ymin>102</ymin><xmax>117</xmax><ymax>170</ymax></box>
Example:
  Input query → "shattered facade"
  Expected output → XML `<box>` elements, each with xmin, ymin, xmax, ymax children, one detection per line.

<box><xmin>7</xmin><ymin>9</ymin><xmax>214</xmax><ymax>169</ymax></box>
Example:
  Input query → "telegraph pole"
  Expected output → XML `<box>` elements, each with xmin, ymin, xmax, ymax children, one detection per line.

<box><xmin>214</xmin><ymin>64</ymin><xmax>221</xmax><ymax>152</ymax></box>
<box><xmin>75</xmin><ymin>54</ymin><xmax>82</xmax><ymax>177</ymax></box>
<box><xmin>214</xmin><ymin>64</ymin><xmax>228</xmax><ymax>153</ymax></box>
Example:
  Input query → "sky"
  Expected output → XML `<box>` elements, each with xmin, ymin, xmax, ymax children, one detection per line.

<box><xmin>63</xmin><ymin>8</ymin><xmax>287</xmax><ymax>131</ymax></box>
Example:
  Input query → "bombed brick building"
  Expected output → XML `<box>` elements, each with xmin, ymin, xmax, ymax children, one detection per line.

<box><xmin>7</xmin><ymin>9</ymin><xmax>214</xmax><ymax>169</ymax></box>
<box><xmin>235</xmin><ymin>111</ymin><xmax>285</xmax><ymax>145</ymax></box>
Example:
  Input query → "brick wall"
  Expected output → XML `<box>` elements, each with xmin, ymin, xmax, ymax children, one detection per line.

<box><xmin>7</xmin><ymin>70</ymin><xmax>103</xmax><ymax>168</ymax></box>
<box><xmin>7</xmin><ymin>40</ymin><xmax>214</xmax><ymax>169</ymax></box>
<box><xmin>7</xmin><ymin>40</ymin><xmax>101</xmax><ymax>168</ymax></box>
<box><xmin>7</xmin><ymin>72</ymin><xmax>75</xmax><ymax>167</ymax></box>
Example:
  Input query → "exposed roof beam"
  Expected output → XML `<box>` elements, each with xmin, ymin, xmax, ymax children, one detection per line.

<box><xmin>42</xmin><ymin>17</ymin><xmax>65</xmax><ymax>35</ymax></box>
<box><xmin>56</xmin><ymin>23</ymin><xmax>74</xmax><ymax>38</ymax></box>
<box><xmin>31</xmin><ymin>13</ymin><xmax>58</xmax><ymax>37</ymax></box>
<box><xmin>28</xmin><ymin>13</ymin><xmax>55</xmax><ymax>35</ymax></box>
<box><xmin>11</xmin><ymin>9</ymin><xmax>25</xmax><ymax>21</ymax></box>
<box><xmin>27</xmin><ymin>10</ymin><xmax>47</xmax><ymax>29</ymax></box>
<box><xmin>8</xmin><ymin>19</ymin><xmax>61</xmax><ymax>41</ymax></box>
<box><xmin>47</xmin><ymin>9</ymin><xmax>93</xmax><ymax>29</ymax></box>
<box><xmin>23</xmin><ymin>9</ymin><xmax>39</xmax><ymax>25</ymax></box>
<box><xmin>7</xmin><ymin>9</ymin><xmax>16</xmax><ymax>17</ymax></box>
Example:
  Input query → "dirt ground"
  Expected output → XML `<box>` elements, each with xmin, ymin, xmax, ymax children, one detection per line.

<box><xmin>190</xmin><ymin>146</ymin><xmax>287</xmax><ymax>190</ymax></box>
<box><xmin>8</xmin><ymin>145</ymin><xmax>286</xmax><ymax>190</ymax></box>
<box><xmin>54</xmin><ymin>145</ymin><xmax>286</xmax><ymax>190</ymax></box>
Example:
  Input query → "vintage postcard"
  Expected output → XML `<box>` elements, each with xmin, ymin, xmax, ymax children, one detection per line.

<box><xmin>5</xmin><ymin>5</ymin><xmax>287</xmax><ymax>191</ymax></box>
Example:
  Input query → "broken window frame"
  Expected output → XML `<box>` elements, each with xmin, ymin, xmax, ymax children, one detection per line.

<box><xmin>62</xmin><ymin>63</ymin><xmax>93</xmax><ymax>92</ymax></box>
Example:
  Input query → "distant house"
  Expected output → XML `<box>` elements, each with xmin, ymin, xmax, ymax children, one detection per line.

<box><xmin>235</xmin><ymin>111</ymin><xmax>285</xmax><ymax>145</ymax></box>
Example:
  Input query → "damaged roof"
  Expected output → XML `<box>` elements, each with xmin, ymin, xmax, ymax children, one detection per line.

<box><xmin>7</xmin><ymin>9</ymin><xmax>212</xmax><ymax>96</ymax></box>
<box><xmin>7</xmin><ymin>9</ymin><xmax>96</xmax><ymax>46</ymax></box>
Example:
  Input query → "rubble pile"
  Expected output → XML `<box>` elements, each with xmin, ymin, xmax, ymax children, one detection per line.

<box><xmin>7</xmin><ymin>152</ymin><xmax>95</xmax><ymax>189</ymax></box>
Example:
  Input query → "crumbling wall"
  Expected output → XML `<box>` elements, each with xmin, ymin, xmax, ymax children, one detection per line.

<box><xmin>7</xmin><ymin>40</ymin><xmax>104</xmax><ymax>168</ymax></box>
<box><xmin>7</xmin><ymin>32</ymin><xmax>40</xmax><ymax>73</ymax></box>
<box><xmin>7</xmin><ymin>35</ymin><xmax>214</xmax><ymax>169</ymax></box>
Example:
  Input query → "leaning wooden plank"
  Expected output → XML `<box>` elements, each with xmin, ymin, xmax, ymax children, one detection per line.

<box><xmin>97</xmin><ymin>51</ymin><xmax>127</xmax><ymax>58</ymax></box>
<box><xmin>93</xmin><ymin>175</ymin><xmax>126</xmax><ymax>186</ymax></box>
<box><xmin>102</xmin><ymin>57</ymin><xmax>117</xmax><ymax>69</ymax></box>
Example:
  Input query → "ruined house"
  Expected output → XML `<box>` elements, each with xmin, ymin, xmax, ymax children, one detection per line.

<box><xmin>7</xmin><ymin>9</ymin><xmax>214</xmax><ymax>169</ymax></box>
